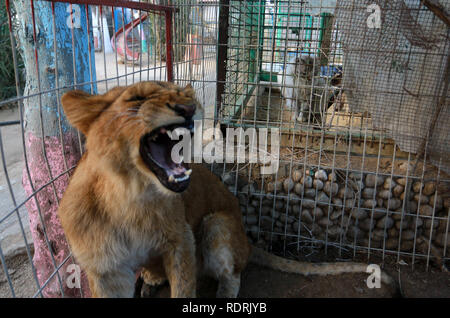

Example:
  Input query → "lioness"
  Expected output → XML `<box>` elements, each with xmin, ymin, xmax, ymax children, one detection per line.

<box><xmin>59</xmin><ymin>81</ymin><xmax>396</xmax><ymax>298</ymax></box>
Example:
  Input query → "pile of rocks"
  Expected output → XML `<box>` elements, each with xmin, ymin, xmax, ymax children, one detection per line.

<box><xmin>222</xmin><ymin>167</ymin><xmax>449</xmax><ymax>254</ymax></box>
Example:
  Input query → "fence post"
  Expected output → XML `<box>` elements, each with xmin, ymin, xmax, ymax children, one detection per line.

<box><xmin>12</xmin><ymin>0</ymin><xmax>95</xmax><ymax>297</ymax></box>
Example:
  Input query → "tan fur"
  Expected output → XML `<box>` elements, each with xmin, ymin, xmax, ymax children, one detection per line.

<box><xmin>59</xmin><ymin>81</ymin><xmax>397</xmax><ymax>298</ymax></box>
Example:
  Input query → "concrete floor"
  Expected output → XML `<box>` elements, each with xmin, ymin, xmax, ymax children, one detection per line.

<box><xmin>0</xmin><ymin>107</ymin><xmax>32</xmax><ymax>259</ymax></box>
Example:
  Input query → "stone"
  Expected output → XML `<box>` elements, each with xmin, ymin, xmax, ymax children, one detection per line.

<box><xmin>317</xmin><ymin>192</ymin><xmax>330</xmax><ymax>206</ymax></box>
<box><xmin>395</xmin><ymin>220</ymin><xmax>409</xmax><ymax>230</ymax></box>
<box><xmin>434</xmin><ymin>233</ymin><xmax>450</xmax><ymax>248</ymax></box>
<box><xmin>251</xmin><ymin>200</ymin><xmax>260</xmax><ymax>208</ymax></box>
<box><xmin>300</xmin><ymin>210</ymin><xmax>313</xmax><ymax>224</ymax></box>
<box><xmin>304</xmin><ymin>188</ymin><xmax>317</xmax><ymax>198</ymax></box>
<box><xmin>429</xmin><ymin>194</ymin><xmax>443</xmax><ymax>210</ymax></box>
<box><xmin>422</xmin><ymin>181</ymin><xmax>436</xmax><ymax>196</ymax></box>
<box><xmin>444</xmin><ymin>197</ymin><xmax>450</xmax><ymax>209</ymax></box>
<box><xmin>398</xmin><ymin>162</ymin><xmax>412</xmax><ymax>174</ymax></box>
<box><xmin>365</xmin><ymin>174</ymin><xmax>385</xmax><ymax>188</ymax></box>
<box><xmin>287</xmin><ymin>193</ymin><xmax>301</xmax><ymax>204</ymax></box>
<box><xmin>424</xmin><ymin>219</ymin><xmax>439</xmax><ymax>229</ymax></box>
<box><xmin>315</xmin><ymin>169</ymin><xmax>328</xmax><ymax>181</ymax></box>
<box><xmin>345</xmin><ymin>199</ymin><xmax>356</xmax><ymax>211</ymax></box>
<box><xmin>412</xmin><ymin>182</ymin><xmax>423</xmax><ymax>193</ymax></box>
<box><xmin>349</xmin><ymin>179</ymin><xmax>365</xmax><ymax>192</ymax></box>
<box><xmin>418</xmin><ymin>205</ymin><xmax>434</xmax><ymax>217</ymax></box>
<box><xmin>378</xmin><ymin>190</ymin><xmax>392</xmax><ymax>200</ymax></box>
<box><xmin>372</xmin><ymin>229</ymin><xmax>387</xmax><ymax>241</ymax></box>
<box><xmin>401</xmin><ymin>230</ymin><xmax>415</xmax><ymax>241</ymax></box>
<box><xmin>292</xmin><ymin>205</ymin><xmax>301</xmax><ymax>216</ymax></box>
<box><xmin>301</xmin><ymin>176</ymin><xmax>313</xmax><ymax>188</ymax></box>
<box><xmin>407</xmin><ymin>201</ymin><xmax>418</xmax><ymax>213</ymax></box>
<box><xmin>241</xmin><ymin>183</ymin><xmax>256</xmax><ymax>194</ymax></box>
<box><xmin>261</xmin><ymin>206</ymin><xmax>272</xmax><ymax>216</ymax></box>
<box><xmin>318</xmin><ymin>218</ymin><xmax>333</xmax><ymax>227</ymax></box>
<box><xmin>292</xmin><ymin>169</ymin><xmax>303</xmax><ymax>182</ymax></box>
<box><xmin>330</xmin><ymin>210</ymin><xmax>342</xmax><ymax>221</ymax></box>
<box><xmin>283</xmin><ymin>178</ymin><xmax>295</xmax><ymax>193</ymax></box>
<box><xmin>247</xmin><ymin>206</ymin><xmax>256</xmax><ymax>215</ymax></box>
<box><xmin>275</xmin><ymin>200</ymin><xmax>284</xmax><ymax>210</ymax></box>
<box><xmin>280</xmin><ymin>213</ymin><xmax>294</xmax><ymax>224</ymax></box>
<box><xmin>384</xmin><ymin>198</ymin><xmax>401</xmax><ymax>210</ymax></box>
<box><xmin>294</xmin><ymin>183</ymin><xmax>304</xmax><ymax>195</ymax></box>
<box><xmin>351</xmin><ymin>208</ymin><xmax>368</xmax><ymax>220</ymax></box>
<box><xmin>245</xmin><ymin>215</ymin><xmax>258</xmax><ymax>225</ymax></box>
<box><xmin>328</xmin><ymin>172</ymin><xmax>337</xmax><ymax>182</ymax></box>
<box><xmin>388</xmin><ymin>227</ymin><xmax>399</xmax><ymax>238</ymax></box>
<box><xmin>376</xmin><ymin>216</ymin><xmax>394</xmax><ymax>229</ymax></box>
<box><xmin>393</xmin><ymin>185</ymin><xmax>404</xmax><ymax>198</ymax></box>
<box><xmin>414</xmin><ymin>193</ymin><xmax>429</xmax><ymax>204</ymax></box>
<box><xmin>327</xmin><ymin>226</ymin><xmax>342</xmax><ymax>239</ymax></box>
<box><xmin>260</xmin><ymin>216</ymin><xmax>272</xmax><ymax>230</ymax></box>
<box><xmin>238</xmin><ymin>194</ymin><xmax>247</xmax><ymax>205</ymax></box>
<box><xmin>400</xmin><ymin>240</ymin><xmax>414</xmax><ymax>251</ymax></box>
<box><xmin>221</xmin><ymin>172</ymin><xmax>235</xmax><ymax>185</ymax></box>
<box><xmin>313</xmin><ymin>179</ymin><xmax>324</xmax><ymax>191</ymax></box>
<box><xmin>362</xmin><ymin>188</ymin><xmax>375</xmax><ymax>199</ymax></box>
<box><xmin>312</xmin><ymin>207</ymin><xmax>324</xmax><ymax>219</ymax></box>
<box><xmin>363</xmin><ymin>199</ymin><xmax>377</xmax><ymax>209</ymax></box>
<box><xmin>332</xmin><ymin>197</ymin><xmax>343</xmax><ymax>208</ymax></box>
<box><xmin>359</xmin><ymin>218</ymin><xmax>375</xmax><ymax>232</ymax></box>
<box><xmin>385</xmin><ymin>238</ymin><xmax>399</xmax><ymax>250</ymax></box>
<box><xmin>400</xmin><ymin>190</ymin><xmax>413</xmax><ymax>201</ymax></box>
<box><xmin>323</xmin><ymin>181</ymin><xmax>339</xmax><ymax>196</ymax></box>
<box><xmin>396</xmin><ymin>178</ymin><xmax>407</xmax><ymax>186</ymax></box>
<box><xmin>408</xmin><ymin>216</ymin><xmax>423</xmax><ymax>229</ymax></box>
<box><xmin>266</xmin><ymin>181</ymin><xmax>282</xmax><ymax>193</ymax></box>
<box><xmin>372</xmin><ymin>208</ymin><xmax>388</xmax><ymax>219</ymax></box>
<box><xmin>383</xmin><ymin>177</ymin><xmax>397</xmax><ymax>190</ymax></box>
<box><xmin>338</xmin><ymin>187</ymin><xmax>354</xmax><ymax>199</ymax></box>
<box><xmin>301</xmin><ymin>199</ymin><xmax>315</xmax><ymax>209</ymax></box>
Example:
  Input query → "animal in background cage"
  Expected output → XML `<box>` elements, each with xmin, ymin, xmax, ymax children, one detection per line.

<box><xmin>279</xmin><ymin>54</ymin><xmax>340</xmax><ymax>125</ymax></box>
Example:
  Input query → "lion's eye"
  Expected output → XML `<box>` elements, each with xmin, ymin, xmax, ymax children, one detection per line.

<box><xmin>127</xmin><ymin>95</ymin><xmax>146</xmax><ymax>102</ymax></box>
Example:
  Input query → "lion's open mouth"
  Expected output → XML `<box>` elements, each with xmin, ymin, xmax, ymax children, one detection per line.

<box><xmin>140</xmin><ymin>120</ymin><xmax>194</xmax><ymax>193</ymax></box>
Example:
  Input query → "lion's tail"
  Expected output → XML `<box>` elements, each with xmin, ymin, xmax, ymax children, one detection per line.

<box><xmin>250</xmin><ymin>246</ymin><xmax>401</xmax><ymax>296</ymax></box>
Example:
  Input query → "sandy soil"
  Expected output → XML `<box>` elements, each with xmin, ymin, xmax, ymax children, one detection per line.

<box><xmin>2</xmin><ymin>251</ymin><xmax>449</xmax><ymax>298</ymax></box>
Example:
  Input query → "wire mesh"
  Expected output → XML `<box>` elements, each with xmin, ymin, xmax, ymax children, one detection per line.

<box><xmin>215</xmin><ymin>0</ymin><xmax>449</xmax><ymax>274</ymax></box>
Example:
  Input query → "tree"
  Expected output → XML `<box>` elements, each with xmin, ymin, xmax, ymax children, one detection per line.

<box><xmin>12</xmin><ymin>0</ymin><xmax>95</xmax><ymax>297</ymax></box>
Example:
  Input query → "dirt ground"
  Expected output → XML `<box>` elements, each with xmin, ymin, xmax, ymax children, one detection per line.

<box><xmin>1</xmin><ymin>251</ymin><xmax>449</xmax><ymax>298</ymax></box>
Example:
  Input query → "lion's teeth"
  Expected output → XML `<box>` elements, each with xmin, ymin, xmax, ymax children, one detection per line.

<box><xmin>185</xmin><ymin>169</ymin><xmax>192</xmax><ymax>176</ymax></box>
<box><xmin>174</xmin><ymin>175</ymin><xmax>189</xmax><ymax>183</ymax></box>
<box><xmin>168</xmin><ymin>175</ymin><xmax>175</xmax><ymax>183</ymax></box>
<box><xmin>167</xmin><ymin>130</ymin><xmax>173</xmax><ymax>139</ymax></box>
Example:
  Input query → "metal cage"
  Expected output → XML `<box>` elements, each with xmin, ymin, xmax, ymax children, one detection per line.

<box><xmin>0</xmin><ymin>0</ymin><xmax>449</xmax><ymax>298</ymax></box>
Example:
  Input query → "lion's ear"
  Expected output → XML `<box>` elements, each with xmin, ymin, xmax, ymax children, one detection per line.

<box><xmin>184</xmin><ymin>83</ymin><xmax>193</xmax><ymax>90</ymax></box>
<box><xmin>61</xmin><ymin>87</ymin><xmax>125</xmax><ymax>135</ymax></box>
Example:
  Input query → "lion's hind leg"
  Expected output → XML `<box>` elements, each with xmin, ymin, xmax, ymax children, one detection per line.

<box><xmin>200</xmin><ymin>212</ymin><xmax>250</xmax><ymax>298</ymax></box>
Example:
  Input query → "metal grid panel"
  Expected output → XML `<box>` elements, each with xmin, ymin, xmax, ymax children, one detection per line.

<box><xmin>215</xmin><ymin>0</ymin><xmax>449</xmax><ymax>273</ymax></box>
<box><xmin>0</xmin><ymin>0</ymin><xmax>219</xmax><ymax>297</ymax></box>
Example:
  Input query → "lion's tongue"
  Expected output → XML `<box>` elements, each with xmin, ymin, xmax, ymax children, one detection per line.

<box><xmin>148</xmin><ymin>137</ymin><xmax>186</xmax><ymax>176</ymax></box>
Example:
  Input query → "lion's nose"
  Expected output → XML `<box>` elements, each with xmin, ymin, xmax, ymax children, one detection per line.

<box><xmin>173</xmin><ymin>103</ymin><xmax>196</xmax><ymax>118</ymax></box>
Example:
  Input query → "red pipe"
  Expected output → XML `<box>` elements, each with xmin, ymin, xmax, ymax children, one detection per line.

<box><xmin>165</xmin><ymin>10</ymin><xmax>174</xmax><ymax>82</ymax></box>
<box><xmin>41</xmin><ymin>0</ymin><xmax>178</xmax><ymax>13</ymax></box>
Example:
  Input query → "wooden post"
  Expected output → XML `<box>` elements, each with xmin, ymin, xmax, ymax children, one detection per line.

<box><xmin>12</xmin><ymin>0</ymin><xmax>95</xmax><ymax>297</ymax></box>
